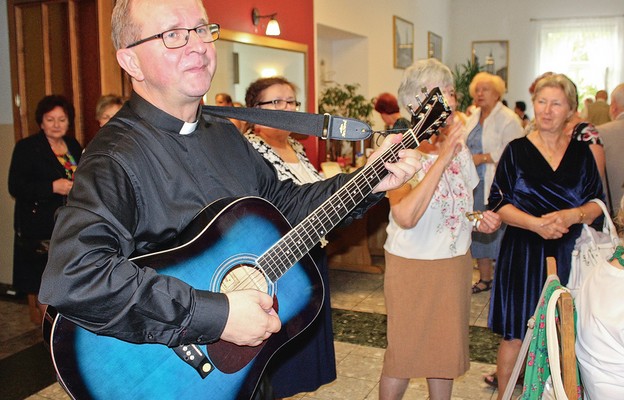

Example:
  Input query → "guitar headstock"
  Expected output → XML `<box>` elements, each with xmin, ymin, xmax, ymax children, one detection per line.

<box><xmin>406</xmin><ymin>87</ymin><xmax>451</xmax><ymax>143</ymax></box>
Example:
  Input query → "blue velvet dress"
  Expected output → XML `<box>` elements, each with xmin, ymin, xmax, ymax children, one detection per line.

<box><xmin>487</xmin><ymin>137</ymin><xmax>603</xmax><ymax>340</ymax></box>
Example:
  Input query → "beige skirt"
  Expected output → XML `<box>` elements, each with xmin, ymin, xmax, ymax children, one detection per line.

<box><xmin>382</xmin><ymin>251</ymin><xmax>473</xmax><ymax>379</ymax></box>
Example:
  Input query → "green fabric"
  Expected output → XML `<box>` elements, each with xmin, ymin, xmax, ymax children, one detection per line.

<box><xmin>520</xmin><ymin>279</ymin><xmax>581</xmax><ymax>399</ymax></box>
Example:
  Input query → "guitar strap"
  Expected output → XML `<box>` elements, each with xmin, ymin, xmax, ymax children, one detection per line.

<box><xmin>202</xmin><ymin>105</ymin><xmax>373</xmax><ymax>141</ymax></box>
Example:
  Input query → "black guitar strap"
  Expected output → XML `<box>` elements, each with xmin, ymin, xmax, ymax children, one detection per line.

<box><xmin>202</xmin><ymin>105</ymin><xmax>373</xmax><ymax>141</ymax></box>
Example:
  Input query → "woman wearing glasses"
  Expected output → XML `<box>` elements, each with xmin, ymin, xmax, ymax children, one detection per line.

<box><xmin>244</xmin><ymin>76</ymin><xmax>335</xmax><ymax>399</ymax></box>
<box><xmin>244</xmin><ymin>77</ymin><xmax>317</xmax><ymax>185</ymax></box>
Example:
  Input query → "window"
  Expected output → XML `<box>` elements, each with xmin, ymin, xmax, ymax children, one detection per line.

<box><xmin>537</xmin><ymin>17</ymin><xmax>624</xmax><ymax>107</ymax></box>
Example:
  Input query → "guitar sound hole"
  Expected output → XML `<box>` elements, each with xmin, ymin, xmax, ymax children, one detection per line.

<box><xmin>219</xmin><ymin>264</ymin><xmax>268</xmax><ymax>293</ymax></box>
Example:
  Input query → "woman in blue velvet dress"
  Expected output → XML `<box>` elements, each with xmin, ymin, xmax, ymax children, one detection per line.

<box><xmin>486</xmin><ymin>74</ymin><xmax>604</xmax><ymax>398</ymax></box>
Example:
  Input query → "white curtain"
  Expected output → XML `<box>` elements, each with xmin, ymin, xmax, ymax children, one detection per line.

<box><xmin>537</xmin><ymin>17</ymin><xmax>624</xmax><ymax>101</ymax></box>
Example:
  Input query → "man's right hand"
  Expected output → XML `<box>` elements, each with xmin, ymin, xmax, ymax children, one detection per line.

<box><xmin>220</xmin><ymin>290</ymin><xmax>281</xmax><ymax>346</ymax></box>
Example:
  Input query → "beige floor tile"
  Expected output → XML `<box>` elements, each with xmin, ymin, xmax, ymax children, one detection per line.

<box><xmin>300</xmin><ymin>375</ymin><xmax>377</xmax><ymax>399</ymax></box>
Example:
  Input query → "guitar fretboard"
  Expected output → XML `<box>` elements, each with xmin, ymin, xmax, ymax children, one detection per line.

<box><xmin>258</xmin><ymin>90</ymin><xmax>449</xmax><ymax>281</ymax></box>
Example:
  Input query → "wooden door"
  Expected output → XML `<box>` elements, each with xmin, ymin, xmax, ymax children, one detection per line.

<box><xmin>7</xmin><ymin>0</ymin><xmax>123</xmax><ymax>145</ymax></box>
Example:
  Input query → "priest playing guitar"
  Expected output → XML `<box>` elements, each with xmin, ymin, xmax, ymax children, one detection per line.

<box><xmin>38</xmin><ymin>0</ymin><xmax>441</xmax><ymax>399</ymax></box>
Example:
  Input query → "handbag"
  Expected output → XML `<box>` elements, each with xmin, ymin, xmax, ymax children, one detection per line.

<box><xmin>502</xmin><ymin>275</ymin><xmax>581</xmax><ymax>400</ymax></box>
<box><xmin>567</xmin><ymin>198</ymin><xmax>619</xmax><ymax>298</ymax></box>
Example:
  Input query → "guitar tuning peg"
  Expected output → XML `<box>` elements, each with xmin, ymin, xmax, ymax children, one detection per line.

<box><xmin>414</xmin><ymin>96</ymin><xmax>423</xmax><ymax>108</ymax></box>
<box><xmin>407</xmin><ymin>104</ymin><xmax>417</xmax><ymax>116</ymax></box>
<box><xmin>420</xmin><ymin>87</ymin><xmax>428</xmax><ymax>95</ymax></box>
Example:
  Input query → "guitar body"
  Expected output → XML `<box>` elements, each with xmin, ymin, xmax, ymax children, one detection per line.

<box><xmin>46</xmin><ymin>197</ymin><xmax>323</xmax><ymax>400</ymax></box>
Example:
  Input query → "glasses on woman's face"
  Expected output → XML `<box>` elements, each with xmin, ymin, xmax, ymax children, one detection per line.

<box><xmin>125</xmin><ymin>23</ymin><xmax>220</xmax><ymax>49</ymax></box>
<box><xmin>255</xmin><ymin>99</ymin><xmax>301</xmax><ymax>111</ymax></box>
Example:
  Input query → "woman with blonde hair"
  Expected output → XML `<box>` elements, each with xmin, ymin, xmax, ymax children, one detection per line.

<box><xmin>487</xmin><ymin>73</ymin><xmax>604</xmax><ymax>397</ymax></box>
<box><xmin>95</xmin><ymin>94</ymin><xmax>124</xmax><ymax>127</ymax></box>
<box><xmin>465</xmin><ymin>72</ymin><xmax>524</xmax><ymax>295</ymax></box>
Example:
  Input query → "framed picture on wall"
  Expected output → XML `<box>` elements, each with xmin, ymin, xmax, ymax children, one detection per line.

<box><xmin>393</xmin><ymin>16</ymin><xmax>414</xmax><ymax>69</ymax></box>
<box><xmin>428</xmin><ymin>31</ymin><xmax>442</xmax><ymax>61</ymax></box>
<box><xmin>472</xmin><ymin>40</ymin><xmax>509</xmax><ymax>88</ymax></box>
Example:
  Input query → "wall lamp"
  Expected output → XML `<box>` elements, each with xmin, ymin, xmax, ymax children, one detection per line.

<box><xmin>252</xmin><ymin>8</ymin><xmax>281</xmax><ymax>36</ymax></box>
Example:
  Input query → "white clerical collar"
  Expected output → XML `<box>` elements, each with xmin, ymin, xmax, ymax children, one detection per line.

<box><xmin>180</xmin><ymin>120</ymin><xmax>198</xmax><ymax>135</ymax></box>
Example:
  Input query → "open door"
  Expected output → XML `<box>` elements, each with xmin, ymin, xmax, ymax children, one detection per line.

<box><xmin>7</xmin><ymin>0</ymin><xmax>123</xmax><ymax>146</ymax></box>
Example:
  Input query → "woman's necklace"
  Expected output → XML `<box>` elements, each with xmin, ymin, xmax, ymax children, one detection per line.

<box><xmin>49</xmin><ymin>139</ymin><xmax>67</xmax><ymax>155</ymax></box>
<box><xmin>536</xmin><ymin>133</ymin><xmax>563</xmax><ymax>165</ymax></box>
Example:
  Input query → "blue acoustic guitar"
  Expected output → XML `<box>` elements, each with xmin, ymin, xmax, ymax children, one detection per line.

<box><xmin>43</xmin><ymin>88</ymin><xmax>450</xmax><ymax>400</ymax></box>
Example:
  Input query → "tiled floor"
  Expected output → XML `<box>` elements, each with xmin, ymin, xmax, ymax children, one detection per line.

<box><xmin>1</xmin><ymin>267</ymin><xmax>522</xmax><ymax>400</ymax></box>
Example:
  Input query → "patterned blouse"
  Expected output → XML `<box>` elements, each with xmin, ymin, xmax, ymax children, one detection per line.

<box><xmin>56</xmin><ymin>151</ymin><xmax>79</xmax><ymax>180</ymax></box>
<box><xmin>245</xmin><ymin>132</ymin><xmax>322</xmax><ymax>185</ymax></box>
<box><xmin>572</xmin><ymin>121</ymin><xmax>603</xmax><ymax>145</ymax></box>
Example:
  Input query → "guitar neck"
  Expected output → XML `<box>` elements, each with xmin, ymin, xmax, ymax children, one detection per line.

<box><xmin>259</xmin><ymin>88</ymin><xmax>449</xmax><ymax>281</ymax></box>
<box><xmin>259</xmin><ymin>130</ymin><xmax>420</xmax><ymax>281</ymax></box>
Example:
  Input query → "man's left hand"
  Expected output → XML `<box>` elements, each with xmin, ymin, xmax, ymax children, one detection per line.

<box><xmin>368</xmin><ymin>134</ymin><xmax>422</xmax><ymax>193</ymax></box>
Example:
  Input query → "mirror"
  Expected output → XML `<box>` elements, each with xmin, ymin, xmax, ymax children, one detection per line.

<box><xmin>206</xmin><ymin>29</ymin><xmax>308</xmax><ymax>111</ymax></box>
<box><xmin>471</xmin><ymin>40</ymin><xmax>509</xmax><ymax>89</ymax></box>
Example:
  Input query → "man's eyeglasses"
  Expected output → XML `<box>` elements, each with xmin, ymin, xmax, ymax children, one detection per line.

<box><xmin>255</xmin><ymin>99</ymin><xmax>301</xmax><ymax>111</ymax></box>
<box><xmin>126</xmin><ymin>23</ymin><xmax>220</xmax><ymax>49</ymax></box>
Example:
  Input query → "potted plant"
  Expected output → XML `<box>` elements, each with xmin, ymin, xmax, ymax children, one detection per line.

<box><xmin>452</xmin><ymin>59</ymin><xmax>481</xmax><ymax>113</ymax></box>
<box><xmin>318</xmin><ymin>83</ymin><xmax>373</xmax><ymax>165</ymax></box>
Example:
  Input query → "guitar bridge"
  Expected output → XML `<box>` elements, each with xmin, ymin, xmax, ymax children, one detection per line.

<box><xmin>172</xmin><ymin>344</ymin><xmax>213</xmax><ymax>379</ymax></box>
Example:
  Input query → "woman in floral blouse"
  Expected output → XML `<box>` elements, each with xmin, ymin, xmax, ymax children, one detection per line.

<box><xmin>380</xmin><ymin>59</ymin><xmax>501</xmax><ymax>400</ymax></box>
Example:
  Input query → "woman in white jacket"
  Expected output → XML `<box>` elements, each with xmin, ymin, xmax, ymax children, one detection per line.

<box><xmin>465</xmin><ymin>72</ymin><xmax>524</xmax><ymax>296</ymax></box>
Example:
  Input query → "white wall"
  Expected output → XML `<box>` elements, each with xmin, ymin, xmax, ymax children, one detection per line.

<box><xmin>315</xmin><ymin>0</ymin><xmax>452</xmax><ymax>130</ymax></box>
<box><xmin>448</xmin><ymin>0</ymin><xmax>624</xmax><ymax>117</ymax></box>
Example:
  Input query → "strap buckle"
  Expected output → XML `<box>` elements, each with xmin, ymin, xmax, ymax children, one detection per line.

<box><xmin>321</xmin><ymin>113</ymin><xmax>331</xmax><ymax>140</ymax></box>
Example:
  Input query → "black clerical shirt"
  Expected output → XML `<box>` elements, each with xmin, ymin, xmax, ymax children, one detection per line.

<box><xmin>40</xmin><ymin>92</ymin><xmax>380</xmax><ymax>347</ymax></box>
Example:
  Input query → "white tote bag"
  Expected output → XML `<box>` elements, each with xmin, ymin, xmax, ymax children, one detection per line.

<box><xmin>568</xmin><ymin>199</ymin><xmax>619</xmax><ymax>298</ymax></box>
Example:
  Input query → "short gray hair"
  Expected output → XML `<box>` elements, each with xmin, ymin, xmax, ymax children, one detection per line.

<box><xmin>397</xmin><ymin>58</ymin><xmax>454</xmax><ymax>110</ymax></box>
<box><xmin>111</xmin><ymin>0</ymin><xmax>141</xmax><ymax>50</ymax></box>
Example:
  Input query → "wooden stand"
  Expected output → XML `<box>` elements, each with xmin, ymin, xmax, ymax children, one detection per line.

<box><xmin>546</xmin><ymin>257</ymin><xmax>578</xmax><ymax>400</ymax></box>
<box><xmin>325</xmin><ymin>198</ymin><xmax>389</xmax><ymax>274</ymax></box>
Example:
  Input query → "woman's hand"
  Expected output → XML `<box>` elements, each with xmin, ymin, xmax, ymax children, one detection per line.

<box><xmin>52</xmin><ymin>178</ymin><xmax>73</xmax><ymax>196</ymax></box>
<box><xmin>476</xmin><ymin>210</ymin><xmax>502</xmax><ymax>233</ymax></box>
<box><xmin>437</xmin><ymin>120</ymin><xmax>464</xmax><ymax>164</ymax></box>
<box><xmin>534</xmin><ymin>212</ymin><xmax>570</xmax><ymax>240</ymax></box>
<box><xmin>541</xmin><ymin>209</ymin><xmax>580</xmax><ymax>229</ymax></box>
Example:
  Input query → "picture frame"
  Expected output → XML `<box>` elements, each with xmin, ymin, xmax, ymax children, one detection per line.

<box><xmin>427</xmin><ymin>31</ymin><xmax>442</xmax><ymax>61</ymax></box>
<box><xmin>393</xmin><ymin>16</ymin><xmax>414</xmax><ymax>69</ymax></box>
<box><xmin>471</xmin><ymin>40</ymin><xmax>509</xmax><ymax>88</ymax></box>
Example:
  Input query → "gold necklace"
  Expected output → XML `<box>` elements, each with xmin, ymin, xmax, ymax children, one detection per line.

<box><xmin>536</xmin><ymin>133</ymin><xmax>560</xmax><ymax>164</ymax></box>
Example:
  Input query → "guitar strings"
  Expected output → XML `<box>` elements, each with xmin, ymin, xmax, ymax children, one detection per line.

<box><xmin>230</xmin><ymin>99</ymin><xmax>442</xmax><ymax>292</ymax></box>
<box><xmin>227</xmin><ymin>94</ymin><xmax>448</xmax><ymax>293</ymax></box>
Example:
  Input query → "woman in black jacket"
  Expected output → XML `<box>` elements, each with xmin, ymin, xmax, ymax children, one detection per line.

<box><xmin>8</xmin><ymin>95</ymin><xmax>82</xmax><ymax>324</ymax></box>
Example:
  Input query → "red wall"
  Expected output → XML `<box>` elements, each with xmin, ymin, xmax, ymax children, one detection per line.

<box><xmin>203</xmin><ymin>1</ymin><xmax>323</xmax><ymax>168</ymax></box>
